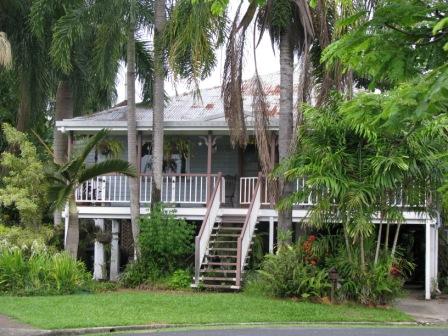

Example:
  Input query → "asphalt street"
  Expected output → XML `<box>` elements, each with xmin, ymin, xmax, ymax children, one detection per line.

<box><xmin>115</xmin><ymin>326</ymin><xmax>448</xmax><ymax>336</ymax></box>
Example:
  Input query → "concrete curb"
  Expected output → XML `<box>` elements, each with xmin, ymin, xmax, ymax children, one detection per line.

<box><xmin>39</xmin><ymin>321</ymin><xmax>448</xmax><ymax>336</ymax></box>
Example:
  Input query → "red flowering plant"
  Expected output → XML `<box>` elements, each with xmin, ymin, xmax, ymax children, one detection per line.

<box><xmin>302</xmin><ymin>235</ymin><xmax>319</xmax><ymax>266</ymax></box>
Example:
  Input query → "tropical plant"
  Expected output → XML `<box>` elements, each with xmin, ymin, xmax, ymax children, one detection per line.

<box><xmin>0</xmin><ymin>0</ymin><xmax>53</xmax><ymax>132</ymax></box>
<box><xmin>46</xmin><ymin>129</ymin><xmax>136</xmax><ymax>258</ymax></box>
<box><xmin>138</xmin><ymin>204</ymin><xmax>195</xmax><ymax>278</ymax></box>
<box><xmin>0</xmin><ymin>224</ymin><xmax>54</xmax><ymax>251</ymax></box>
<box><xmin>0</xmin><ymin>124</ymin><xmax>49</xmax><ymax>227</ymax></box>
<box><xmin>246</xmin><ymin>239</ymin><xmax>331</xmax><ymax>299</ymax></box>
<box><xmin>279</xmin><ymin>92</ymin><xmax>447</xmax><ymax>270</ymax></box>
<box><xmin>121</xmin><ymin>204</ymin><xmax>195</xmax><ymax>286</ymax></box>
<box><xmin>0</xmin><ymin>242</ymin><xmax>92</xmax><ymax>296</ymax></box>
<box><xmin>167</xmin><ymin>269</ymin><xmax>192</xmax><ymax>289</ymax></box>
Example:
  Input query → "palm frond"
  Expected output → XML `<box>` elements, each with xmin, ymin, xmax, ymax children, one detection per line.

<box><xmin>0</xmin><ymin>32</ymin><xmax>12</xmax><ymax>68</ymax></box>
<box><xmin>77</xmin><ymin>159</ymin><xmax>136</xmax><ymax>184</ymax></box>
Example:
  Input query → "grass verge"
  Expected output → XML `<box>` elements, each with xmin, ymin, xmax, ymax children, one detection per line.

<box><xmin>0</xmin><ymin>290</ymin><xmax>411</xmax><ymax>329</ymax></box>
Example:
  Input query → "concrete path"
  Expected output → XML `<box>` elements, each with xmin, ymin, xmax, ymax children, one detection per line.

<box><xmin>396</xmin><ymin>291</ymin><xmax>448</xmax><ymax>323</ymax></box>
<box><xmin>114</xmin><ymin>326</ymin><xmax>448</xmax><ymax>336</ymax></box>
<box><xmin>0</xmin><ymin>315</ymin><xmax>48</xmax><ymax>336</ymax></box>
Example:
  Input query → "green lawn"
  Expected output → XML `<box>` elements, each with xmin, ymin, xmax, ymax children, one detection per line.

<box><xmin>0</xmin><ymin>291</ymin><xmax>411</xmax><ymax>329</ymax></box>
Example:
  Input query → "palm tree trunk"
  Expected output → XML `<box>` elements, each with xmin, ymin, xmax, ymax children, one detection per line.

<box><xmin>16</xmin><ymin>77</ymin><xmax>31</xmax><ymax>132</ymax></box>
<box><xmin>151</xmin><ymin>0</ymin><xmax>166</xmax><ymax>206</ymax></box>
<box><xmin>385</xmin><ymin>221</ymin><xmax>390</xmax><ymax>251</ymax></box>
<box><xmin>65</xmin><ymin>193</ymin><xmax>79</xmax><ymax>258</ymax></box>
<box><xmin>374</xmin><ymin>213</ymin><xmax>383</xmax><ymax>264</ymax></box>
<box><xmin>360</xmin><ymin>236</ymin><xmax>366</xmax><ymax>272</ymax></box>
<box><xmin>127</xmin><ymin>4</ymin><xmax>140</xmax><ymax>258</ymax></box>
<box><xmin>391</xmin><ymin>223</ymin><xmax>401</xmax><ymax>257</ymax></box>
<box><xmin>277</xmin><ymin>28</ymin><xmax>294</xmax><ymax>239</ymax></box>
<box><xmin>343</xmin><ymin>222</ymin><xmax>353</xmax><ymax>263</ymax></box>
<box><xmin>53</xmin><ymin>80</ymin><xmax>74</xmax><ymax>226</ymax></box>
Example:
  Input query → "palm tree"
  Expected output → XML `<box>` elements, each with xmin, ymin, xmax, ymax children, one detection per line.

<box><xmin>0</xmin><ymin>0</ymin><xmax>53</xmax><ymax>132</ymax></box>
<box><xmin>0</xmin><ymin>32</ymin><xmax>12</xmax><ymax>68</ymax></box>
<box><xmin>31</xmin><ymin>0</ymin><xmax>153</xmax><ymax>237</ymax></box>
<box><xmin>151</xmin><ymin>0</ymin><xmax>166</xmax><ymax>204</ymax></box>
<box><xmin>47</xmin><ymin>129</ymin><xmax>136</xmax><ymax>258</ymax></box>
<box><xmin>221</xmin><ymin>0</ymin><xmax>314</xmax><ymax>238</ymax></box>
<box><xmin>126</xmin><ymin>0</ymin><xmax>140</xmax><ymax>256</ymax></box>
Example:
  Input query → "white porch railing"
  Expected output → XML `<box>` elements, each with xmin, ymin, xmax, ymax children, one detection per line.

<box><xmin>76</xmin><ymin>174</ymin><xmax>219</xmax><ymax>205</ymax></box>
<box><xmin>239</xmin><ymin>177</ymin><xmax>312</xmax><ymax>206</ymax></box>
<box><xmin>239</xmin><ymin>177</ymin><xmax>420</xmax><ymax>208</ymax></box>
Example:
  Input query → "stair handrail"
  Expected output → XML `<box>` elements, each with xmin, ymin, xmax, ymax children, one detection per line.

<box><xmin>236</xmin><ymin>172</ymin><xmax>262</xmax><ymax>287</ymax></box>
<box><xmin>194</xmin><ymin>172</ymin><xmax>223</xmax><ymax>285</ymax></box>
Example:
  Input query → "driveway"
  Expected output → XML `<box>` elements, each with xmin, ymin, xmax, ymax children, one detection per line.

<box><xmin>113</xmin><ymin>326</ymin><xmax>448</xmax><ymax>336</ymax></box>
<box><xmin>395</xmin><ymin>291</ymin><xmax>448</xmax><ymax>323</ymax></box>
<box><xmin>0</xmin><ymin>315</ymin><xmax>48</xmax><ymax>336</ymax></box>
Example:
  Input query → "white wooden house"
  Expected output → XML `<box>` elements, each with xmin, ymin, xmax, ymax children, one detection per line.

<box><xmin>56</xmin><ymin>74</ymin><xmax>440</xmax><ymax>299</ymax></box>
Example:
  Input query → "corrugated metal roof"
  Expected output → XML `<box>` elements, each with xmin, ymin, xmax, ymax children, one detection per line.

<box><xmin>60</xmin><ymin>72</ymin><xmax>296</xmax><ymax>131</ymax></box>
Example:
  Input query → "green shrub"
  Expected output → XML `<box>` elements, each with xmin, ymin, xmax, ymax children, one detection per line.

<box><xmin>0</xmin><ymin>224</ymin><xmax>54</xmax><ymax>251</ymax></box>
<box><xmin>246</xmin><ymin>234</ymin><xmax>411</xmax><ymax>305</ymax></box>
<box><xmin>246</xmin><ymin>242</ymin><xmax>331</xmax><ymax>299</ymax></box>
<box><xmin>0</xmin><ymin>244</ymin><xmax>92</xmax><ymax>296</ymax></box>
<box><xmin>329</xmin><ymin>244</ymin><xmax>412</xmax><ymax>305</ymax></box>
<box><xmin>120</xmin><ymin>261</ymin><xmax>150</xmax><ymax>288</ymax></box>
<box><xmin>167</xmin><ymin>269</ymin><xmax>191</xmax><ymax>290</ymax></box>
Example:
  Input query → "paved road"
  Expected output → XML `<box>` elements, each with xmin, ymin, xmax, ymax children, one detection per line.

<box><xmin>117</xmin><ymin>326</ymin><xmax>448</xmax><ymax>336</ymax></box>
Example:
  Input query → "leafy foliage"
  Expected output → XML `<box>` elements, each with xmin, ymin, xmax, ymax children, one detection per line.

<box><xmin>246</xmin><ymin>238</ymin><xmax>331</xmax><ymax>300</ymax></box>
<box><xmin>0</xmin><ymin>124</ymin><xmax>49</xmax><ymax>227</ymax></box>
<box><xmin>121</xmin><ymin>204</ymin><xmax>195</xmax><ymax>286</ymax></box>
<box><xmin>0</xmin><ymin>242</ymin><xmax>92</xmax><ymax>296</ymax></box>
<box><xmin>167</xmin><ymin>269</ymin><xmax>192</xmax><ymax>289</ymax></box>
<box><xmin>278</xmin><ymin>92</ymin><xmax>448</xmax><ymax>267</ymax></box>
<box><xmin>138</xmin><ymin>204</ymin><xmax>195</xmax><ymax>278</ymax></box>
<box><xmin>323</xmin><ymin>0</ymin><xmax>448</xmax><ymax>89</ymax></box>
<box><xmin>0</xmin><ymin>224</ymin><xmax>54</xmax><ymax>250</ymax></box>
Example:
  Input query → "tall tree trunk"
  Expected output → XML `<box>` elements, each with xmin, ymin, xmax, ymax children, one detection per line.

<box><xmin>343</xmin><ymin>221</ymin><xmax>353</xmax><ymax>263</ymax></box>
<box><xmin>151</xmin><ymin>0</ymin><xmax>166</xmax><ymax>206</ymax></box>
<box><xmin>374</xmin><ymin>214</ymin><xmax>383</xmax><ymax>264</ymax></box>
<box><xmin>16</xmin><ymin>77</ymin><xmax>30</xmax><ymax>132</ymax></box>
<box><xmin>53</xmin><ymin>80</ymin><xmax>74</xmax><ymax>226</ymax></box>
<box><xmin>127</xmin><ymin>5</ymin><xmax>140</xmax><ymax>259</ymax></box>
<box><xmin>277</xmin><ymin>28</ymin><xmax>294</xmax><ymax>240</ymax></box>
<box><xmin>360</xmin><ymin>236</ymin><xmax>366</xmax><ymax>272</ymax></box>
<box><xmin>385</xmin><ymin>221</ymin><xmax>390</xmax><ymax>251</ymax></box>
<box><xmin>65</xmin><ymin>194</ymin><xmax>79</xmax><ymax>258</ymax></box>
<box><xmin>391</xmin><ymin>223</ymin><xmax>401</xmax><ymax>258</ymax></box>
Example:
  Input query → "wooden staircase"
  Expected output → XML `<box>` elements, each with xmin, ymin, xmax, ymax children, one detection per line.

<box><xmin>192</xmin><ymin>172</ymin><xmax>263</xmax><ymax>291</ymax></box>
<box><xmin>198</xmin><ymin>218</ymin><xmax>254</xmax><ymax>290</ymax></box>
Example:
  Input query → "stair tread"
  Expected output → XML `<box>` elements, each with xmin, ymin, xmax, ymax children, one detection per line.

<box><xmin>206</xmin><ymin>255</ymin><xmax>238</xmax><ymax>258</ymax></box>
<box><xmin>200</xmin><ymin>269</ymin><xmax>237</xmax><ymax>274</ymax></box>
<box><xmin>200</xmin><ymin>276</ymin><xmax>237</xmax><ymax>281</ymax></box>
<box><xmin>204</xmin><ymin>261</ymin><xmax>237</xmax><ymax>266</ymax></box>
<box><xmin>210</xmin><ymin>240</ymin><xmax>238</xmax><ymax>244</ymax></box>
<box><xmin>216</xmin><ymin>227</ymin><xmax>242</xmax><ymax>231</ymax></box>
<box><xmin>209</xmin><ymin>247</ymin><xmax>237</xmax><ymax>251</ymax></box>
<box><xmin>200</xmin><ymin>284</ymin><xmax>240</xmax><ymax>289</ymax></box>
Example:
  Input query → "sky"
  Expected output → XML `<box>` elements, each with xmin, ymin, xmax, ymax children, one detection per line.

<box><xmin>116</xmin><ymin>0</ymin><xmax>280</xmax><ymax>102</ymax></box>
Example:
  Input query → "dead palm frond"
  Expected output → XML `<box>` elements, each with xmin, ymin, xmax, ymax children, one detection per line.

<box><xmin>0</xmin><ymin>32</ymin><xmax>12</xmax><ymax>68</ymax></box>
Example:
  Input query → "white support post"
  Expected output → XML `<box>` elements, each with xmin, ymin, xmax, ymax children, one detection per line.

<box><xmin>110</xmin><ymin>219</ymin><xmax>120</xmax><ymax>281</ymax></box>
<box><xmin>93</xmin><ymin>219</ymin><xmax>106</xmax><ymax>280</ymax></box>
<box><xmin>431</xmin><ymin>224</ymin><xmax>438</xmax><ymax>291</ymax></box>
<box><xmin>64</xmin><ymin>203</ymin><xmax>69</xmax><ymax>247</ymax></box>
<box><xmin>425</xmin><ymin>219</ymin><xmax>431</xmax><ymax>300</ymax></box>
<box><xmin>269</xmin><ymin>216</ymin><xmax>274</xmax><ymax>254</ymax></box>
